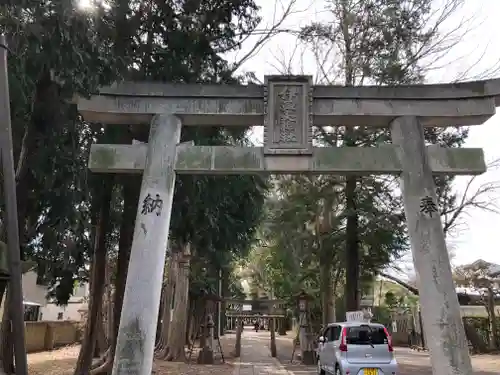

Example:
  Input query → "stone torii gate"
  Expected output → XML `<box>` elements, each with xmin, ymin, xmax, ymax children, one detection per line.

<box><xmin>224</xmin><ymin>298</ymin><xmax>286</xmax><ymax>357</ymax></box>
<box><xmin>78</xmin><ymin>75</ymin><xmax>500</xmax><ymax>375</ymax></box>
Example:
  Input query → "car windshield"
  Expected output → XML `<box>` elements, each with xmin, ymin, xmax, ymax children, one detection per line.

<box><xmin>345</xmin><ymin>325</ymin><xmax>388</xmax><ymax>345</ymax></box>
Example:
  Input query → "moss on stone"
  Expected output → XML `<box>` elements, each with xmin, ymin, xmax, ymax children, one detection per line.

<box><xmin>213</xmin><ymin>147</ymin><xmax>261</xmax><ymax>171</ymax></box>
<box><xmin>90</xmin><ymin>146</ymin><xmax>117</xmax><ymax>170</ymax></box>
<box><xmin>176</xmin><ymin>146</ymin><xmax>212</xmax><ymax>170</ymax></box>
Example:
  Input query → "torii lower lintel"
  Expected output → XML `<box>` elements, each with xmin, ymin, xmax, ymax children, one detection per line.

<box><xmin>89</xmin><ymin>143</ymin><xmax>486</xmax><ymax>176</ymax></box>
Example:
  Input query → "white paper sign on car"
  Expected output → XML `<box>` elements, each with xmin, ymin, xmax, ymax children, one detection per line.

<box><xmin>346</xmin><ymin>310</ymin><xmax>364</xmax><ymax>322</ymax></box>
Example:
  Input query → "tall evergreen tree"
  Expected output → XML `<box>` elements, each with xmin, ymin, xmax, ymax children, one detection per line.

<box><xmin>1</xmin><ymin>0</ymin><xmax>268</xmax><ymax>372</ymax></box>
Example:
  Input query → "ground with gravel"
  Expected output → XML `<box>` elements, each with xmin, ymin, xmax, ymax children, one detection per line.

<box><xmin>28</xmin><ymin>335</ymin><xmax>238</xmax><ymax>375</ymax></box>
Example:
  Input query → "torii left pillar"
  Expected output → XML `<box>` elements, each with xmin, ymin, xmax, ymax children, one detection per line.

<box><xmin>112</xmin><ymin>114</ymin><xmax>181</xmax><ymax>375</ymax></box>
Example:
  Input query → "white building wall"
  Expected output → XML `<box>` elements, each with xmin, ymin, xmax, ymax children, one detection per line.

<box><xmin>0</xmin><ymin>270</ymin><xmax>48</xmax><ymax>318</ymax></box>
<box><xmin>41</xmin><ymin>301</ymin><xmax>86</xmax><ymax>321</ymax></box>
<box><xmin>21</xmin><ymin>270</ymin><xmax>48</xmax><ymax>306</ymax></box>
<box><xmin>460</xmin><ymin>305</ymin><xmax>500</xmax><ymax>317</ymax></box>
<box><xmin>40</xmin><ymin>282</ymin><xmax>89</xmax><ymax>321</ymax></box>
<box><xmin>0</xmin><ymin>270</ymin><xmax>90</xmax><ymax>321</ymax></box>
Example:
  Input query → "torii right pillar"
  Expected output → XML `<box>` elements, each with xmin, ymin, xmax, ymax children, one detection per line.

<box><xmin>391</xmin><ymin>116</ymin><xmax>473</xmax><ymax>375</ymax></box>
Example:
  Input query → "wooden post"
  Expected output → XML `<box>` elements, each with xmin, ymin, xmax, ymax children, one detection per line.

<box><xmin>234</xmin><ymin>318</ymin><xmax>242</xmax><ymax>357</ymax></box>
<box><xmin>112</xmin><ymin>114</ymin><xmax>181</xmax><ymax>375</ymax></box>
<box><xmin>278</xmin><ymin>303</ymin><xmax>287</xmax><ymax>335</ymax></box>
<box><xmin>269</xmin><ymin>315</ymin><xmax>277</xmax><ymax>357</ymax></box>
<box><xmin>278</xmin><ymin>316</ymin><xmax>287</xmax><ymax>335</ymax></box>
<box><xmin>391</xmin><ymin>116</ymin><xmax>473</xmax><ymax>375</ymax></box>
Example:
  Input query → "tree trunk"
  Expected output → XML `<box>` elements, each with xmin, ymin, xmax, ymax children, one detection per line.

<box><xmin>164</xmin><ymin>243</ymin><xmax>191</xmax><ymax>361</ymax></box>
<box><xmin>191</xmin><ymin>300</ymin><xmax>205</xmax><ymax>344</ymax></box>
<box><xmin>0</xmin><ymin>292</ymin><xmax>14</xmax><ymax>374</ymax></box>
<box><xmin>91</xmin><ymin>177</ymin><xmax>139</xmax><ymax>375</ymax></box>
<box><xmin>214</xmin><ymin>270</ymin><xmax>221</xmax><ymax>338</ymax></box>
<box><xmin>185</xmin><ymin>299</ymin><xmax>193</xmax><ymax>346</ymax></box>
<box><xmin>269</xmin><ymin>318</ymin><xmax>277</xmax><ymax>357</ymax></box>
<box><xmin>105</xmin><ymin>263</ymin><xmax>114</xmax><ymax>345</ymax></box>
<box><xmin>0</xmin><ymin>72</ymin><xmax>62</xmax><ymax>375</ymax></box>
<box><xmin>345</xmin><ymin>176</ymin><xmax>359</xmax><ymax>312</ymax></box>
<box><xmin>340</xmin><ymin>7</ymin><xmax>359</xmax><ymax>313</ymax></box>
<box><xmin>15</xmin><ymin>72</ymin><xmax>62</xmax><ymax>237</ymax></box>
<box><xmin>463</xmin><ymin>319</ymin><xmax>488</xmax><ymax>353</ymax></box>
<box><xmin>187</xmin><ymin>299</ymin><xmax>202</xmax><ymax>347</ymax></box>
<box><xmin>331</xmin><ymin>268</ymin><xmax>342</xmax><ymax>323</ymax></box>
<box><xmin>94</xmin><ymin>314</ymin><xmax>108</xmax><ymax>358</ymax></box>
<box><xmin>156</xmin><ymin>290</ymin><xmax>165</xmax><ymax>346</ymax></box>
<box><xmin>156</xmin><ymin>255</ymin><xmax>177</xmax><ymax>357</ymax></box>
<box><xmin>320</xmin><ymin>262</ymin><xmax>333</xmax><ymax>325</ymax></box>
<box><xmin>220</xmin><ymin>270</ymin><xmax>229</xmax><ymax>336</ymax></box>
<box><xmin>73</xmin><ymin>176</ymin><xmax>113</xmax><ymax>375</ymax></box>
<box><xmin>486</xmin><ymin>287</ymin><xmax>498</xmax><ymax>350</ymax></box>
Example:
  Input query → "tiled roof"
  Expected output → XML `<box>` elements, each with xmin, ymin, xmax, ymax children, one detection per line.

<box><xmin>464</xmin><ymin>259</ymin><xmax>500</xmax><ymax>277</ymax></box>
<box><xmin>489</xmin><ymin>264</ymin><xmax>500</xmax><ymax>276</ymax></box>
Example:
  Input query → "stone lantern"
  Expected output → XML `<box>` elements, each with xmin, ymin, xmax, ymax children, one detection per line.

<box><xmin>295</xmin><ymin>290</ymin><xmax>315</xmax><ymax>365</ymax></box>
<box><xmin>197</xmin><ymin>292</ymin><xmax>220</xmax><ymax>364</ymax></box>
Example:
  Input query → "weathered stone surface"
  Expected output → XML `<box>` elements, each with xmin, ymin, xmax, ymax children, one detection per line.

<box><xmin>313</xmin><ymin>97</ymin><xmax>495</xmax><ymax>127</ymax></box>
<box><xmin>97</xmin><ymin>77</ymin><xmax>500</xmax><ymax>103</ymax></box>
<box><xmin>78</xmin><ymin>96</ymin><xmax>263</xmax><ymax>126</ymax></box>
<box><xmin>391</xmin><ymin>116</ymin><xmax>474</xmax><ymax>375</ymax></box>
<box><xmin>111</xmin><ymin>114</ymin><xmax>181</xmax><ymax>375</ymax></box>
<box><xmin>77</xmin><ymin>76</ymin><xmax>500</xmax><ymax>126</ymax></box>
<box><xmin>263</xmin><ymin>76</ymin><xmax>313</xmax><ymax>155</ymax></box>
<box><xmin>78</xmin><ymin>95</ymin><xmax>496</xmax><ymax>127</ymax></box>
<box><xmin>89</xmin><ymin>144</ymin><xmax>486</xmax><ymax>175</ymax></box>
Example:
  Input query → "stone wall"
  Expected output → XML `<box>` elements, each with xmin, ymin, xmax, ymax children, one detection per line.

<box><xmin>24</xmin><ymin>321</ymin><xmax>80</xmax><ymax>353</ymax></box>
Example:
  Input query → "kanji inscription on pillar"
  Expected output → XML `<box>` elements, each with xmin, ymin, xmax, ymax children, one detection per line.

<box><xmin>263</xmin><ymin>75</ymin><xmax>313</xmax><ymax>155</ymax></box>
<box><xmin>419</xmin><ymin>195</ymin><xmax>439</xmax><ymax>218</ymax></box>
<box><xmin>141</xmin><ymin>192</ymin><xmax>163</xmax><ymax>216</ymax></box>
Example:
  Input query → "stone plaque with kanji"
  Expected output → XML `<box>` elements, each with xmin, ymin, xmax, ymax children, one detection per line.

<box><xmin>263</xmin><ymin>75</ymin><xmax>313</xmax><ymax>155</ymax></box>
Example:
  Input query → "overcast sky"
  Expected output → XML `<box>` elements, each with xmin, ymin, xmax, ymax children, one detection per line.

<box><xmin>223</xmin><ymin>0</ymin><xmax>500</xmax><ymax>267</ymax></box>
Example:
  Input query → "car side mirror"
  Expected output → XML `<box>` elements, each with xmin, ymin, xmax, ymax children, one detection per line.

<box><xmin>318</xmin><ymin>336</ymin><xmax>325</xmax><ymax>343</ymax></box>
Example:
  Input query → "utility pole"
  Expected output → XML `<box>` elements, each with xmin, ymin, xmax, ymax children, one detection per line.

<box><xmin>0</xmin><ymin>34</ymin><xmax>29</xmax><ymax>375</ymax></box>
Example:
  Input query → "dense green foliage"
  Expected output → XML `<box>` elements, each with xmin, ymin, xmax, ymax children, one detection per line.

<box><xmin>1</xmin><ymin>0</ymin><xmax>267</xmax><ymax>303</ymax></box>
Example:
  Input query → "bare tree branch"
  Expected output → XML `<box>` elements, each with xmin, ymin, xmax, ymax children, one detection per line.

<box><xmin>442</xmin><ymin>158</ymin><xmax>500</xmax><ymax>235</ymax></box>
<box><xmin>378</xmin><ymin>272</ymin><xmax>419</xmax><ymax>295</ymax></box>
<box><xmin>227</xmin><ymin>0</ymin><xmax>310</xmax><ymax>75</ymax></box>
